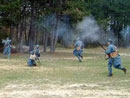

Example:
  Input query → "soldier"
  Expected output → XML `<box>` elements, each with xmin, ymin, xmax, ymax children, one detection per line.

<box><xmin>105</xmin><ymin>39</ymin><xmax>127</xmax><ymax>77</ymax></box>
<box><xmin>73</xmin><ymin>37</ymin><xmax>84</xmax><ymax>62</ymax></box>
<box><xmin>34</xmin><ymin>45</ymin><xmax>40</xmax><ymax>63</ymax></box>
<box><xmin>27</xmin><ymin>51</ymin><xmax>37</xmax><ymax>66</ymax></box>
<box><xmin>2</xmin><ymin>38</ymin><xmax>12</xmax><ymax>59</ymax></box>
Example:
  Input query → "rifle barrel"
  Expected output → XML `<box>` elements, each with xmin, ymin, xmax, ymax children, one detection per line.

<box><xmin>98</xmin><ymin>43</ymin><xmax>106</xmax><ymax>50</ymax></box>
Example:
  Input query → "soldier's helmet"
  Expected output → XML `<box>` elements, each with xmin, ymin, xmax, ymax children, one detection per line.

<box><xmin>108</xmin><ymin>39</ymin><xmax>113</xmax><ymax>44</ymax></box>
<box><xmin>30</xmin><ymin>50</ymin><xmax>35</xmax><ymax>55</ymax></box>
<box><xmin>76</xmin><ymin>37</ymin><xmax>81</xmax><ymax>41</ymax></box>
<box><xmin>6</xmin><ymin>37</ymin><xmax>9</xmax><ymax>40</ymax></box>
<box><xmin>35</xmin><ymin>45</ymin><xmax>40</xmax><ymax>48</ymax></box>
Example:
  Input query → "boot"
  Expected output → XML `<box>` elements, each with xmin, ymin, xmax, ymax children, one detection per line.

<box><xmin>81</xmin><ymin>55</ymin><xmax>83</xmax><ymax>59</ymax></box>
<box><xmin>108</xmin><ymin>74</ymin><xmax>113</xmax><ymax>77</ymax></box>
<box><xmin>122</xmin><ymin>68</ymin><xmax>127</xmax><ymax>74</ymax></box>
<box><xmin>34</xmin><ymin>64</ymin><xmax>37</xmax><ymax>66</ymax></box>
<box><xmin>77</xmin><ymin>56</ymin><xmax>82</xmax><ymax>62</ymax></box>
<box><xmin>79</xmin><ymin>59</ymin><xmax>82</xmax><ymax>62</ymax></box>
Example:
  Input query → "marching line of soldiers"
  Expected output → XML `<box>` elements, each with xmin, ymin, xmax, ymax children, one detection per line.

<box><xmin>1</xmin><ymin>37</ymin><xmax>127</xmax><ymax>77</ymax></box>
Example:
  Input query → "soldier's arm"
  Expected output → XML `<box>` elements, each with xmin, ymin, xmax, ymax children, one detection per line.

<box><xmin>105</xmin><ymin>46</ymin><xmax>112</xmax><ymax>54</ymax></box>
<box><xmin>2</xmin><ymin>40</ymin><xmax>5</xmax><ymax>43</ymax></box>
<box><xmin>74</xmin><ymin>42</ymin><xmax>77</xmax><ymax>47</ymax></box>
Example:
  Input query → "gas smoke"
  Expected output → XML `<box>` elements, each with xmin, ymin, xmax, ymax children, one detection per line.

<box><xmin>76</xmin><ymin>16</ymin><xmax>101</xmax><ymax>43</ymax></box>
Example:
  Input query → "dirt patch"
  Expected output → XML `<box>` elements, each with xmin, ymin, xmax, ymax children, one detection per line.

<box><xmin>0</xmin><ymin>65</ymin><xmax>87</xmax><ymax>72</ymax></box>
<box><xmin>64</xmin><ymin>67</ymin><xmax>86</xmax><ymax>71</ymax></box>
<box><xmin>63</xmin><ymin>57</ymin><xmax>97</xmax><ymax>60</ymax></box>
<box><xmin>120</xmin><ymin>53</ymin><xmax>130</xmax><ymax>57</ymax></box>
<box><xmin>0</xmin><ymin>66</ymin><xmax>29</xmax><ymax>70</ymax></box>
<box><xmin>0</xmin><ymin>65</ymin><xmax>55</xmax><ymax>71</ymax></box>
<box><xmin>0</xmin><ymin>59</ymin><xmax>23</xmax><ymax>62</ymax></box>
<box><xmin>0</xmin><ymin>83</ymin><xmax>130</xmax><ymax>98</ymax></box>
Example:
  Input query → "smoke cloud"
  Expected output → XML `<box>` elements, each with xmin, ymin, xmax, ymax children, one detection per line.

<box><xmin>37</xmin><ymin>14</ymin><xmax>74</xmax><ymax>47</ymax></box>
<box><xmin>76</xmin><ymin>16</ymin><xmax>100</xmax><ymax>43</ymax></box>
<box><xmin>37</xmin><ymin>15</ymin><xmax>119</xmax><ymax>47</ymax></box>
<box><xmin>120</xmin><ymin>26</ymin><xmax>130</xmax><ymax>47</ymax></box>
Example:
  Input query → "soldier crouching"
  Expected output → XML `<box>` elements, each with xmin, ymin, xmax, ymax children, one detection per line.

<box><xmin>27</xmin><ymin>51</ymin><xmax>37</xmax><ymax>67</ymax></box>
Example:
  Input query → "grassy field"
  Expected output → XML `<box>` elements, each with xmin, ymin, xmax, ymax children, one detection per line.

<box><xmin>0</xmin><ymin>48</ymin><xmax>130</xmax><ymax>98</ymax></box>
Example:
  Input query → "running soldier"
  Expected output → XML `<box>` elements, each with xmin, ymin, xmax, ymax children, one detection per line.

<box><xmin>2</xmin><ymin>38</ymin><xmax>12</xmax><ymax>59</ymax></box>
<box><xmin>73</xmin><ymin>37</ymin><xmax>84</xmax><ymax>62</ymax></box>
<box><xmin>105</xmin><ymin>39</ymin><xmax>127</xmax><ymax>77</ymax></box>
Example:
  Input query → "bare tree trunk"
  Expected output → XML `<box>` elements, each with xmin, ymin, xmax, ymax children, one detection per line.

<box><xmin>28</xmin><ymin>2</ymin><xmax>36</xmax><ymax>52</ymax></box>
<box><xmin>43</xmin><ymin>32</ymin><xmax>49</xmax><ymax>52</ymax></box>
<box><xmin>50</xmin><ymin>29</ymin><xmax>55</xmax><ymax>53</ymax></box>
<box><xmin>29</xmin><ymin>20</ymin><xmax>35</xmax><ymax>51</ymax></box>
<box><xmin>53</xmin><ymin>19</ymin><xmax>60</xmax><ymax>51</ymax></box>
<box><xmin>18</xmin><ymin>22</ymin><xmax>24</xmax><ymax>52</ymax></box>
<box><xmin>16</xmin><ymin>24</ymin><xmax>19</xmax><ymax>43</ymax></box>
<box><xmin>35</xmin><ymin>31</ymin><xmax>39</xmax><ymax>44</ymax></box>
<box><xmin>10</xmin><ymin>25</ymin><xmax>14</xmax><ymax>40</ymax></box>
<box><xmin>50</xmin><ymin>15</ymin><xmax>59</xmax><ymax>53</ymax></box>
<box><xmin>24</xmin><ymin>19</ymin><xmax>28</xmax><ymax>45</ymax></box>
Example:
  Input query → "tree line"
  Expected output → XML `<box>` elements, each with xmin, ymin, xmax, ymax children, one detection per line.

<box><xmin>0</xmin><ymin>0</ymin><xmax>130</xmax><ymax>52</ymax></box>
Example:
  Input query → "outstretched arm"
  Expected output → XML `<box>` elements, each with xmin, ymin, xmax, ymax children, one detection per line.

<box><xmin>2</xmin><ymin>40</ymin><xmax>5</xmax><ymax>43</ymax></box>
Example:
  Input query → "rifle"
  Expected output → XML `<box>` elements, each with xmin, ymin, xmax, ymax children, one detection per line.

<box><xmin>98</xmin><ymin>42</ymin><xmax>110</xmax><ymax>59</ymax></box>
<box><xmin>98</xmin><ymin>42</ymin><xmax>106</xmax><ymax>50</ymax></box>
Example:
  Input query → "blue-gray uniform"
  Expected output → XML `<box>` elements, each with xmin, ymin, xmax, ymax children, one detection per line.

<box><xmin>27</xmin><ymin>51</ymin><xmax>37</xmax><ymax>66</ymax></box>
<box><xmin>73</xmin><ymin>40</ymin><xmax>83</xmax><ymax>62</ymax></box>
<box><xmin>105</xmin><ymin>42</ymin><xmax>126</xmax><ymax>76</ymax></box>
<box><xmin>34</xmin><ymin>45</ymin><xmax>40</xmax><ymax>63</ymax></box>
<box><xmin>35</xmin><ymin>45</ymin><xmax>40</xmax><ymax>58</ymax></box>
<box><xmin>2</xmin><ymin>38</ymin><xmax>11</xmax><ymax>59</ymax></box>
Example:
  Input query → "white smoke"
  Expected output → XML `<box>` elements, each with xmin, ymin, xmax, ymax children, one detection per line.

<box><xmin>120</xmin><ymin>26</ymin><xmax>130</xmax><ymax>47</ymax></box>
<box><xmin>76</xmin><ymin>16</ymin><xmax>100</xmax><ymax>42</ymax></box>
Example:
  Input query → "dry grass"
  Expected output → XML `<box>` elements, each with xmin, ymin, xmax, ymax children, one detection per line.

<box><xmin>0</xmin><ymin>48</ymin><xmax>130</xmax><ymax>98</ymax></box>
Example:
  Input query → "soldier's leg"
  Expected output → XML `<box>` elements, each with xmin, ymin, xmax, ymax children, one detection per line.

<box><xmin>7</xmin><ymin>48</ymin><xmax>11</xmax><ymax>59</ymax></box>
<box><xmin>78</xmin><ymin>54</ymin><xmax>82</xmax><ymax>59</ymax></box>
<box><xmin>73</xmin><ymin>49</ymin><xmax>82</xmax><ymax>62</ymax></box>
<box><xmin>77</xmin><ymin>55</ymin><xmax>82</xmax><ymax>62</ymax></box>
<box><xmin>113</xmin><ymin>56</ymin><xmax>127</xmax><ymax>74</ymax></box>
<box><xmin>79</xmin><ymin>50</ymin><xmax>83</xmax><ymax>59</ymax></box>
<box><xmin>33</xmin><ymin>60</ymin><xmax>37</xmax><ymax>66</ymax></box>
<box><xmin>114</xmin><ymin>64</ymin><xmax>123</xmax><ymax>70</ymax></box>
<box><xmin>8</xmin><ymin>53</ymin><xmax>11</xmax><ymax>59</ymax></box>
<box><xmin>108</xmin><ymin>59</ymin><xmax>113</xmax><ymax>76</ymax></box>
<box><xmin>114</xmin><ymin>65</ymin><xmax>127</xmax><ymax>74</ymax></box>
<box><xmin>79</xmin><ymin>54</ymin><xmax>83</xmax><ymax>59</ymax></box>
<box><xmin>3</xmin><ymin>48</ymin><xmax>7</xmax><ymax>57</ymax></box>
<box><xmin>27</xmin><ymin>59</ymin><xmax>33</xmax><ymax>66</ymax></box>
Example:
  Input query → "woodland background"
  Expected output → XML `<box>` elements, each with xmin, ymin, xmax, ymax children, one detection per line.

<box><xmin>0</xmin><ymin>0</ymin><xmax>130</xmax><ymax>52</ymax></box>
